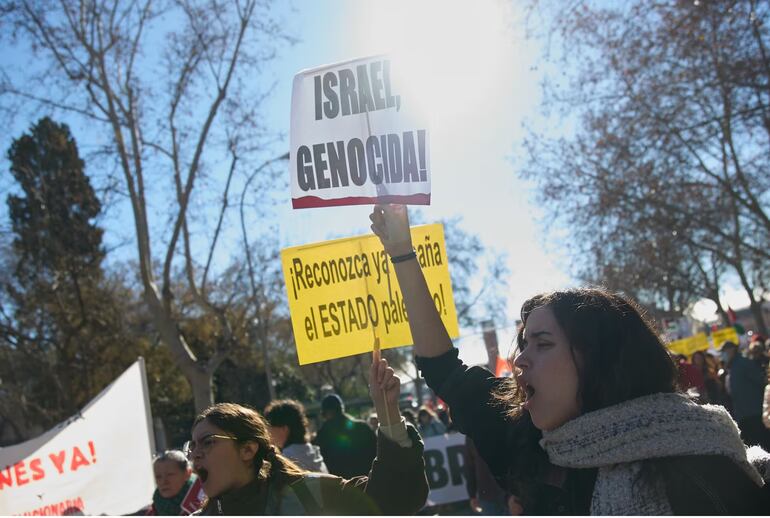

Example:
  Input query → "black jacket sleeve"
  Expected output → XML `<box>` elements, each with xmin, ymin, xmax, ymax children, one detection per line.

<box><xmin>321</xmin><ymin>424</ymin><xmax>429</xmax><ymax>515</ymax></box>
<box><xmin>416</xmin><ymin>349</ymin><xmax>513</xmax><ymax>480</ymax></box>
<box><xmin>659</xmin><ymin>454</ymin><xmax>770</xmax><ymax>515</ymax></box>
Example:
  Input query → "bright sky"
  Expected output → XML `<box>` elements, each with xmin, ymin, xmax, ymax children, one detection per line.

<box><xmin>263</xmin><ymin>0</ymin><xmax>573</xmax><ymax>366</ymax></box>
<box><xmin>266</xmin><ymin>0</ymin><xmax>756</xmax><ymax>331</ymax></box>
<box><xmin>0</xmin><ymin>0</ymin><xmax>750</xmax><ymax>365</ymax></box>
<box><xmin>0</xmin><ymin>0</ymin><xmax>560</xmax><ymax>368</ymax></box>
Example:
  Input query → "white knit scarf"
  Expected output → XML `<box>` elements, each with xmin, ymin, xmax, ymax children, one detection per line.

<box><xmin>539</xmin><ymin>392</ymin><xmax>765</xmax><ymax>515</ymax></box>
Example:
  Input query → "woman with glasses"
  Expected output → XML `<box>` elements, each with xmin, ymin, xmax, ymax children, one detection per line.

<box><xmin>184</xmin><ymin>354</ymin><xmax>428</xmax><ymax>515</ymax></box>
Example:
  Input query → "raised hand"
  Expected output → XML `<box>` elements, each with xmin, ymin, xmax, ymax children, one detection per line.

<box><xmin>369</xmin><ymin>348</ymin><xmax>401</xmax><ymax>426</ymax></box>
<box><xmin>369</xmin><ymin>204</ymin><xmax>412</xmax><ymax>257</ymax></box>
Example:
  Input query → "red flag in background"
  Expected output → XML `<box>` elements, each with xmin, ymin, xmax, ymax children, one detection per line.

<box><xmin>180</xmin><ymin>477</ymin><xmax>205</xmax><ymax>514</ymax></box>
<box><xmin>495</xmin><ymin>356</ymin><xmax>513</xmax><ymax>378</ymax></box>
<box><xmin>727</xmin><ymin>306</ymin><xmax>737</xmax><ymax>325</ymax></box>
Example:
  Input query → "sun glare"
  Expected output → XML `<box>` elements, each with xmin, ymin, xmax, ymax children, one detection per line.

<box><xmin>350</xmin><ymin>1</ymin><xmax>516</xmax><ymax>124</ymax></box>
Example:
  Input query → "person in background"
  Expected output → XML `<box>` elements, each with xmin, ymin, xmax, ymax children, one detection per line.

<box><xmin>675</xmin><ymin>354</ymin><xmax>705</xmax><ymax>399</ymax></box>
<box><xmin>417</xmin><ymin>406</ymin><xmax>447</xmax><ymax>437</ymax></box>
<box><xmin>435</xmin><ymin>403</ymin><xmax>457</xmax><ymax>433</ymax></box>
<box><xmin>748</xmin><ymin>342</ymin><xmax>769</xmax><ymax>371</ymax></box>
<box><xmin>313</xmin><ymin>393</ymin><xmax>377</xmax><ymax>479</ymax></box>
<box><xmin>720</xmin><ymin>340</ymin><xmax>770</xmax><ymax>450</ymax></box>
<box><xmin>264</xmin><ymin>399</ymin><xmax>328</xmax><ymax>473</ymax></box>
<box><xmin>465</xmin><ymin>436</ymin><xmax>508</xmax><ymax>515</ymax></box>
<box><xmin>187</xmin><ymin>355</ymin><xmax>429</xmax><ymax>515</ymax></box>
<box><xmin>147</xmin><ymin>450</ymin><xmax>200</xmax><ymax>515</ymax></box>
<box><xmin>691</xmin><ymin>350</ymin><xmax>724</xmax><ymax>404</ymax></box>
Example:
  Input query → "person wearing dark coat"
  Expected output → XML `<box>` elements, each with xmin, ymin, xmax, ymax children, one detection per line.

<box><xmin>369</xmin><ymin>204</ymin><xmax>770</xmax><ymax>515</ymax></box>
<box><xmin>313</xmin><ymin>394</ymin><xmax>377</xmax><ymax>479</ymax></box>
<box><xmin>721</xmin><ymin>340</ymin><xmax>770</xmax><ymax>451</ymax></box>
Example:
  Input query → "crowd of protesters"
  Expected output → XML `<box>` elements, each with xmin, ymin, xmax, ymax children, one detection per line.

<box><xmin>676</xmin><ymin>334</ymin><xmax>770</xmax><ymax>452</ymax></box>
<box><xmin>132</xmin><ymin>204</ymin><xmax>770</xmax><ymax>516</ymax></box>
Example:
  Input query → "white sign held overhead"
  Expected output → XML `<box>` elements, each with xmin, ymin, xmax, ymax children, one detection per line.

<box><xmin>290</xmin><ymin>55</ymin><xmax>431</xmax><ymax>209</ymax></box>
<box><xmin>0</xmin><ymin>359</ymin><xmax>156</xmax><ymax>516</ymax></box>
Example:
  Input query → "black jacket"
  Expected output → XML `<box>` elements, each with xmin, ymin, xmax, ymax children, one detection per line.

<box><xmin>417</xmin><ymin>349</ymin><xmax>769</xmax><ymax>515</ymax></box>
<box><xmin>313</xmin><ymin>413</ymin><xmax>377</xmax><ymax>479</ymax></box>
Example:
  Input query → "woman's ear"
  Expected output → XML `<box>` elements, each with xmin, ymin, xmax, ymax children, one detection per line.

<box><xmin>239</xmin><ymin>441</ymin><xmax>258</xmax><ymax>463</ymax></box>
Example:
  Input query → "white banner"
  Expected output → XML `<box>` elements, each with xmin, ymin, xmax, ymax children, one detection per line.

<box><xmin>0</xmin><ymin>359</ymin><xmax>156</xmax><ymax>515</ymax></box>
<box><xmin>290</xmin><ymin>55</ymin><xmax>431</xmax><ymax>209</ymax></box>
<box><xmin>423</xmin><ymin>432</ymin><xmax>469</xmax><ymax>507</ymax></box>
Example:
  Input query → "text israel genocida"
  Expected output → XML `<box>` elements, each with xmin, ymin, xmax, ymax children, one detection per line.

<box><xmin>296</xmin><ymin>59</ymin><xmax>428</xmax><ymax>193</ymax></box>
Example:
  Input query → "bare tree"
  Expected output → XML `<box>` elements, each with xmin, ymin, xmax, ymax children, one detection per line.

<box><xmin>0</xmin><ymin>0</ymin><xmax>289</xmax><ymax>410</ymax></box>
<box><xmin>522</xmin><ymin>1</ymin><xmax>769</xmax><ymax>334</ymax></box>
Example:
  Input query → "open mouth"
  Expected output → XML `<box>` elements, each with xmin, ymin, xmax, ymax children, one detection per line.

<box><xmin>195</xmin><ymin>467</ymin><xmax>209</xmax><ymax>483</ymax></box>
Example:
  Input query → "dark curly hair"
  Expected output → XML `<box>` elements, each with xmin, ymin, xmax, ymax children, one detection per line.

<box><xmin>263</xmin><ymin>399</ymin><xmax>310</xmax><ymax>447</ymax></box>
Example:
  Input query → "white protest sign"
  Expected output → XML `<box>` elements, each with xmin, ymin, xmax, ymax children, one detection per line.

<box><xmin>422</xmin><ymin>432</ymin><xmax>469</xmax><ymax>507</ymax></box>
<box><xmin>290</xmin><ymin>55</ymin><xmax>431</xmax><ymax>209</ymax></box>
<box><xmin>0</xmin><ymin>359</ymin><xmax>156</xmax><ymax>515</ymax></box>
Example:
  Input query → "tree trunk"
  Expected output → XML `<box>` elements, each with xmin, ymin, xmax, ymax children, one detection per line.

<box><xmin>191</xmin><ymin>369</ymin><xmax>215</xmax><ymax>414</ymax></box>
<box><xmin>710</xmin><ymin>295</ymin><xmax>730</xmax><ymax>328</ymax></box>
<box><xmin>735</xmin><ymin>265</ymin><xmax>769</xmax><ymax>337</ymax></box>
<box><xmin>748</xmin><ymin>298</ymin><xmax>769</xmax><ymax>338</ymax></box>
<box><xmin>257</xmin><ymin>321</ymin><xmax>276</xmax><ymax>402</ymax></box>
<box><xmin>143</xmin><ymin>287</ymin><xmax>214</xmax><ymax>412</ymax></box>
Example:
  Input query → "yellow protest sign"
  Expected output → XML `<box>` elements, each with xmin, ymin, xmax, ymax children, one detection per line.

<box><xmin>281</xmin><ymin>224</ymin><xmax>459</xmax><ymax>364</ymax></box>
<box><xmin>667</xmin><ymin>333</ymin><xmax>709</xmax><ymax>356</ymax></box>
<box><xmin>710</xmin><ymin>327</ymin><xmax>739</xmax><ymax>348</ymax></box>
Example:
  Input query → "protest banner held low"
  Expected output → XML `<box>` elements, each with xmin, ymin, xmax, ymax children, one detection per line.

<box><xmin>290</xmin><ymin>55</ymin><xmax>431</xmax><ymax>208</ymax></box>
<box><xmin>422</xmin><ymin>432</ymin><xmax>469</xmax><ymax>507</ymax></box>
<box><xmin>281</xmin><ymin>224</ymin><xmax>459</xmax><ymax>364</ymax></box>
<box><xmin>0</xmin><ymin>359</ymin><xmax>155</xmax><ymax>515</ymax></box>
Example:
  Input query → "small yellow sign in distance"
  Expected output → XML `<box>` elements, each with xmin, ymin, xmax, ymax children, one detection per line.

<box><xmin>281</xmin><ymin>224</ymin><xmax>460</xmax><ymax>365</ymax></box>
<box><xmin>666</xmin><ymin>332</ymin><xmax>709</xmax><ymax>356</ymax></box>
<box><xmin>667</xmin><ymin>328</ymin><xmax>739</xmax><ymax>357</ymax></box>
<box><xmin>710</xmin><ymin>327</ymin><xmax>739</xmax><ymax>349</ymax></box>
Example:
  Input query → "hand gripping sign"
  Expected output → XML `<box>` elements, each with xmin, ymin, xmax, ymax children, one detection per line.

<box><xmin>290</xmin><ymin>55</ymin><xmax>431</xmax><ymax>208</ymax></box>
<box><xmin>281</xmin><ymin>224</ymin><xmax>458</xmax><ymax>364</ymax></box>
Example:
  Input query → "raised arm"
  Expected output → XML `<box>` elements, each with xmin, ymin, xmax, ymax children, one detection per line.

<box><xmin>369</xmin><ymin>204</ymin><xmax>453</xmax><ymax>358</ymax></box>
<box><xmin>324</xmin><ymin>351</ymin><xmax>428</xmax><ymax>515</ymax></box>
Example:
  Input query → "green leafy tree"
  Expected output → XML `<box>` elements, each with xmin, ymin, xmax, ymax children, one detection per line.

<box><xmin>0</xmin><ymin>118</ymin><xmax>148</xmax><ymax>442</ymax></box>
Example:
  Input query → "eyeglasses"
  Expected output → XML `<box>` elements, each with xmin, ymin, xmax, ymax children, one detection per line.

<box><xmin>182</xmin><ymin>434</ymin><xmax>237</xmax><ymax>459</ymax></box>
